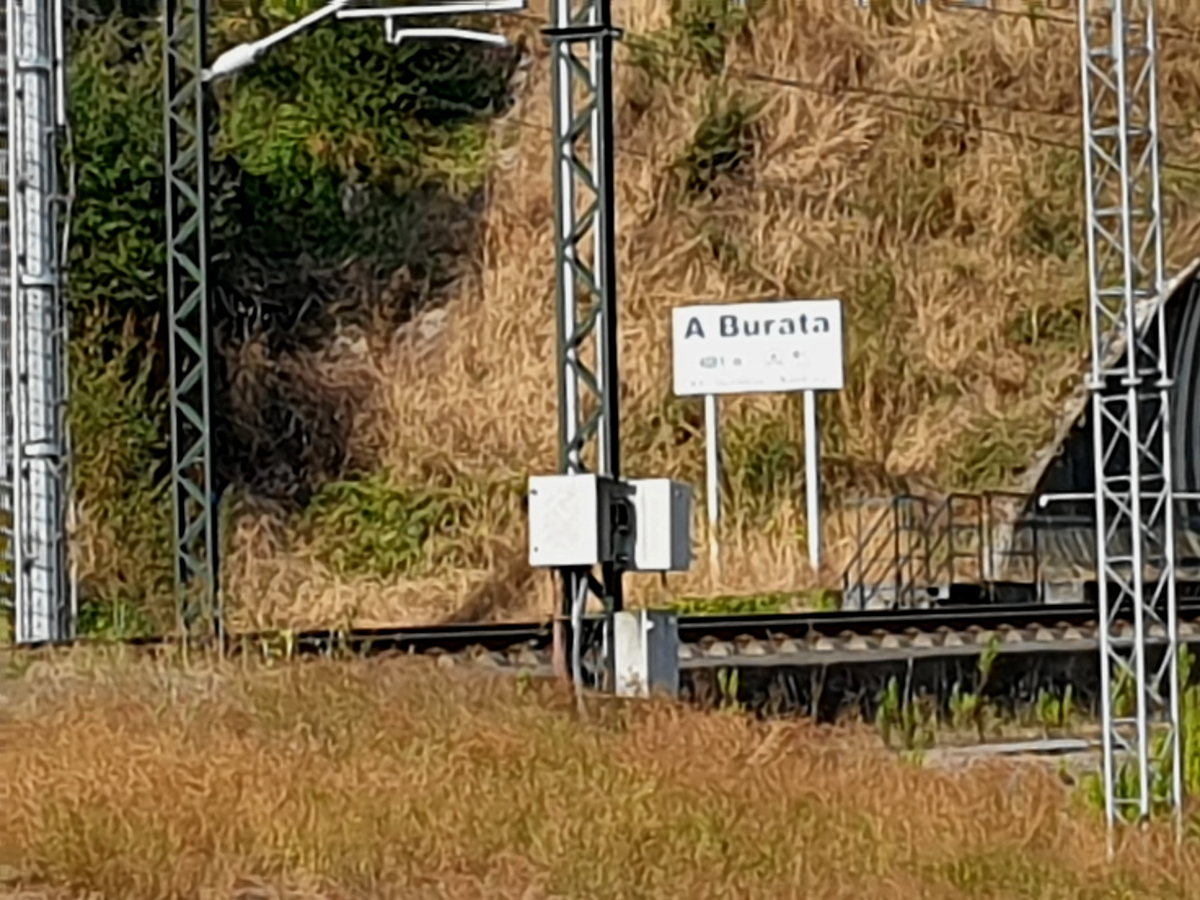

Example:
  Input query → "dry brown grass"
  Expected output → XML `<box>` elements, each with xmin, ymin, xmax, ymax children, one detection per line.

<box><xmin>1</xmin><ymin>651</ymin><xmax>1198</xmax><ymax>899</ymax></box>
<box><xmin>224</xmin><ymin>0</ymin><xmax>1200</xmax><ymax>630</ymax></box>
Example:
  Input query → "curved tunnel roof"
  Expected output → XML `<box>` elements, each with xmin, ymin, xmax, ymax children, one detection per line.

<box><xmin>1019</xmin><ymin>256</ymin><xmax>1200</xmax><ymax>500</ymax></box>
<box><xmin>1006</xmin><ymin>258</ymin><xmax>1200</xmax><ymax>581</ymax></box>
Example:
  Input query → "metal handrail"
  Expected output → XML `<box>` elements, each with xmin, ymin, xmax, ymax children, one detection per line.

<box><xmin>843</xmin><ymin>498</ymin><xmax>898</xmax><ymax>593</ymax></box>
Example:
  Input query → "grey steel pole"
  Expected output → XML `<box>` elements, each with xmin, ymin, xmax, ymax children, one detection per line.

<box><xmin>546</xmin><ymin>0</ymin><xmax>623</xmax><ymax>686</ymax></box>
<box><xmin>164</xmin><ymin>0</ymin><xmax>220</xmax><ymax>640</ymax></box>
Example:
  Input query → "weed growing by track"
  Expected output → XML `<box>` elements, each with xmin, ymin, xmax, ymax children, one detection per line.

<box><xmin>869</xmin><ymin>643</ymin><xmax>1200</xmax><ymax>823</ymax></box>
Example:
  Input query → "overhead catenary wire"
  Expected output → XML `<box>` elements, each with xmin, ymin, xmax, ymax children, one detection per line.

<box><xmin>492</xmin><ymin>8</ymin><xmax>1200</xmax><ymax>177</ymax></box>
<box><xmin>483</xmin><ymin>75</ymin><xmax>1200</xmax><ymax>181</ymax></box>
<box><xmin>95</xmin><ymin>6</ymin><xmax>1200</xmax><ymax>141</ymax></box>
<box><xmin>929</xmin><ymin>0</ymin><xmax>1199</xmax><ymax>43</ymax></box>
<box><xmin>82</xmin><ymin>1</ymin><xmax>1200</xmax><ymax>44</ymax></box>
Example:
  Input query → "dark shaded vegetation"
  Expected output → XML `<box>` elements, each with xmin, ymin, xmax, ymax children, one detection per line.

<box><xmin>65</xmin><ymin>4</ymin><xmax>518</xmax><ymax>627</ymax></box>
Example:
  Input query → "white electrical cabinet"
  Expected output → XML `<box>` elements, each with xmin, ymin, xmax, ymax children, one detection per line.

<box><xmin>527</xmin><ymin>474</ymin><xmax>693</xmax><ymax>573</ymax></box>
<box><xmin>627</xmin><ymin>478</ymin><xmax>693</xmax><ymax>572</ymax></box>
<box><xmin>527</xmin><ymin>474</ymin><xmax>603</xmax><ymax>567</ymax></box>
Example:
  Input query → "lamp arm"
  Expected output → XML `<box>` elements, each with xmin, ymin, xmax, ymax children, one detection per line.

<box><xmin>204</xmin><ymin>0</ymin><xmax>350</xmax><ymax>81</ymax></box>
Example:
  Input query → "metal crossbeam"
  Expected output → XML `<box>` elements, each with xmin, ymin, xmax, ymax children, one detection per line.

<box><xmin>546</xmin><ymin>0</ymin><xmax>623</xmax><ymax>669</ymax></box>
<box><xmin>1079</xmin><ymin>0</ymin><xmax>1181</xmax><ymax>829</ymax></box>
<box><xmin>2</xmin><ymin>0</ymin><xmax>71</xmax><ymax>644</ymax></box>
<box><xmin>164</xmin><ymin>0</ymin><xmax>219</xmax><ymax>637</ymax></box>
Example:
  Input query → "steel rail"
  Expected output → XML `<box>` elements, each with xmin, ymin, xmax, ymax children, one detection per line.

<box><xmin>15</xmin><ymin>596</ymin><xmax>1180</xmax><ymax>672</ymax></box>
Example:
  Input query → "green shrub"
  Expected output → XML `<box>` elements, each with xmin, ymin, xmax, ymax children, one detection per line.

<box><xmin>669</xmin><ymin>0</ymin><xmax>751</xmax><ymax>76</ymax></box>
<box><xmin>627</xmin><ymin>0</ymin><xmax>751</xmax><ymax>80</ymax></box>
<box><xmin>301</xmin><ymin>475</ymin><xmax>472</xmax><ymax>579</ymax></box>
<box><xmin>674</xmin><ymin>84</ymin><xmax>764</xmax><ymax>197</ymax></box>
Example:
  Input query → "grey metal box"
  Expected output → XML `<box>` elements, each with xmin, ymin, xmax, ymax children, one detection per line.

<box><xmin>613</xmin><ymin>609</ymin><xmax>680</xmax><ymax>698</ymax></box>
<box><xmin>627</xmin><ymin>478</ymin><xmax>693</xmax><ymax>573</ymax></box>
<box><xmin>527</xmin><ymin>474</ymin><xmax>635</xmax><ymax>568</ymax></box>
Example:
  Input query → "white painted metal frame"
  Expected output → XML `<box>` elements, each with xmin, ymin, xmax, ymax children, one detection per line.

<box><xmin>849</xmin><ymin>0</ymin><xmax>1182</xmax><ymax>831</ymax></box>
<box><xmin>337</xmin><ymin>0</ymin><xmax>524</xmax><ymax>47</ymax></box>
<box><xmin>1078</xmin><ymin>0</ymin><xmax>1181</xmax><ymax>830</ymax></box>
<box><xmin>3</xmin><ymin>0</ymin><xmax>69</xmax><ymax>644</ymax></box>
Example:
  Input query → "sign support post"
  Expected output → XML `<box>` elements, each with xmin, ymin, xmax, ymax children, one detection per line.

<box><xmin>704</xmin><ymin>393</ymin><xmax>721</xmax><ymax>585</ymax></box>
<box><xmin>804</xmin><ymin>389</ymin><xmax>821</xmax><ymax>572</ymax></box>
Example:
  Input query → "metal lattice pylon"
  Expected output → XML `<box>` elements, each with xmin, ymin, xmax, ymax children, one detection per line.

<box><xmin>858</xmin><ymin>0</ymin><xmax>1183</xmax><ymax>832</ymax></box>
<box><xmin>546</xmin><ymin>0</ymin><xmax>624</xmax><ymax>662</ymax></box>
<box><xmin>164</xmin><ymin>0</ymin><xmax>220</xmax><ymax>638</ymax></box>
<box><xmin>1079</xmin><ymin>0</ymin><xmax>1182</xmax><ymax>829</ymax></box>
<box><xmin>2</xmin><ymin>0</ymin><xmax>71</xmax><ymax>644</ymax></box>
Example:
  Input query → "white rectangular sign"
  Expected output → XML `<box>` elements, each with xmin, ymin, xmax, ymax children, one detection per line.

<box><xmin>671</xmin><ymin>299</ymin><xmax>846</xmax><ymax>396</ymax></box>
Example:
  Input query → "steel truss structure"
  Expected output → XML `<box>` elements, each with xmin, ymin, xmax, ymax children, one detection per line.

<box><xmin>545</xmin><ymin>0</ymin><xmax>624</xmax><ymax>682</ymax></box>
<box><xmin>890</xmin><ymin>0</ymin><xmax>1182</xmax><ymax>829</ymax></box>
<box><xmin>164</xmin><ymin>0</ymin><xmax>220</xmax><ymax>637</ymax></box>
<box><xmin>1079</xmin><ymin>0</ymin><xmax>1181</xmax><ymax>829</ymax></box>
<box><xmin>2</xmin><ymin>0</ymin><xmax>71</xmax><ymax>644</ymax></box>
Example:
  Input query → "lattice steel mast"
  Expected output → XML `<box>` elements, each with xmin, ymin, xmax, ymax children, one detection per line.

<box><xmin>1</xmin><ymin>0</ymin><xmax>12</xmax><ymax>629</ymax></box>
<box><xmin>861</xmin><ymin>0</ymin><xmax>1182</xmax><ymax>832</ymax></box>
<box><xmin>1079</xmin><ymin>0</ymin><xmax>1181</xmax><ymax>828</ymax></box>
<box><xmin>164</xmin><ymin>0</ymin><xmax>219</xmax><ymax>637</ymax></box>
<box><xmin>2</xmin><ymin>0</ymin><xmax>70</xmax><ymax>644</ymax></box>
<box><xmin>545</xmin><ymin>0</ymin><xmax>623</xmax><ymax>676</ymax></box>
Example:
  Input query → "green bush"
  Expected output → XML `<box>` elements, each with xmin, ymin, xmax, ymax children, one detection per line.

<box><xmin>628</xmin><ymin>0</ymin><xmax>751</xmax><ymax>79</ymax></box>
<box><xmin>299</xmin><ymin>473</ymin><xmax>523</xmax><ymax>580</ymax></box>
<box><xmin>674</xmin><ymin>84</ymin><xmax>764</xmax><ymax>197</ymax></box>
<box><xmin>300</xmin><ymin>475</ymin><xmax>472</xmax><ymax>579</ymax></box>
<box><xmin>66</xmin><ymin>18</ymin><xmax>174</xmax><ymax>620</ymax></box>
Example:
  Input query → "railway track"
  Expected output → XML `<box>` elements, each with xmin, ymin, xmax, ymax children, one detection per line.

<box><xmin>13</xmin><ymin>596</ymin><xmax>1193</xmax><ymax>721</ymax></box>
<box><xmin>194</xmin><ymin>598</ymin><xmax>1200</xmax><ymax>674</ymax></box>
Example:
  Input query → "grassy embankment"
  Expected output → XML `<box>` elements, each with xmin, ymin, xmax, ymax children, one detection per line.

<box><xmin>54</xmin><ymin>0</ymin><xmax>1200</xmax><ymax>636</ymax></box>
<box><xmin>222</xmin><ymin>0</ymin><xmax>1200</xmax><ymax>630</ymax></box>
